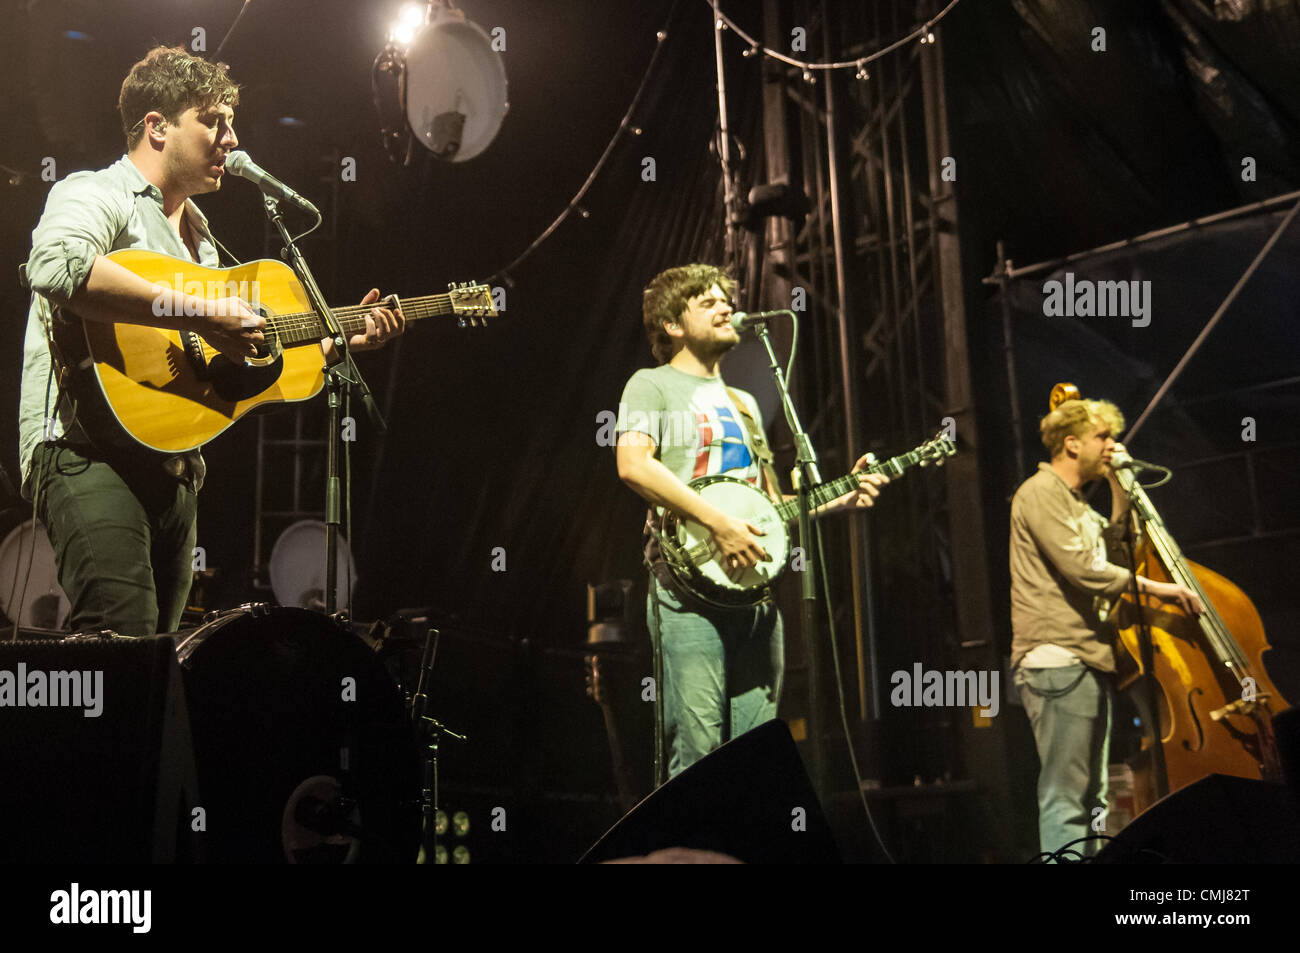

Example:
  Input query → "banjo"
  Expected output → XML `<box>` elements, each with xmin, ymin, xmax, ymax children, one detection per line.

<box><xmin>654</xmin><ymin>432</ymin><xmax>956</xmax><ymax>608</ymax></box>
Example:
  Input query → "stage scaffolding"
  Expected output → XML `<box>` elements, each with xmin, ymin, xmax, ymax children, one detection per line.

<box><xmin>732</xmin><ymin>0</ymin><xmax>1013</xmax><ymax>838</ymax></box>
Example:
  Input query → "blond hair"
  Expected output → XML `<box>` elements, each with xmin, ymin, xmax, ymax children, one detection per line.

<box><xmin>1040</xmin><ymin>398</ymin><xmax>1124</xmax><ymax>457</ymax></box>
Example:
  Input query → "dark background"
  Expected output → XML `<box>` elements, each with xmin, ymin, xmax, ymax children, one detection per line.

<box><xmin>2</xmin><ymin>0</ymin><xmax>1298</xmax><ymax>862</ymax></box>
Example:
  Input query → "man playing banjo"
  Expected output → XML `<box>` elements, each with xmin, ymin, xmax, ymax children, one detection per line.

<box><xmin>615</xmin><ymin>264</ymin><xmax>889</xmax><ymax>777</ymax></box>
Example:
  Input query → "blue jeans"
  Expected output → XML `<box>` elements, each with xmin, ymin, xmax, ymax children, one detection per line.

<box><xmin>647</xmin><ymin>575</ymin><xmax>783</xmax><ymax>778</ymax></box>
<box><xmin>1015</xmin><ymin>665</ymin><xmax>1113</xmax><ymax>861</ymax></box>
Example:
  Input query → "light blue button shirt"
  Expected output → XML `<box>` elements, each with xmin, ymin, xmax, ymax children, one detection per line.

<box><xmin>18</xmin><ymin>155</ymin><xmax>218</xmax><ymax>494</ymax></box>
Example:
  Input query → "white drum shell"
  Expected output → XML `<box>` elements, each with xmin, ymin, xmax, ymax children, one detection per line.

<box><xmin>0</xmin><ymin>520</ymin><xmax>70</xmax><ymax>628</ymax></box>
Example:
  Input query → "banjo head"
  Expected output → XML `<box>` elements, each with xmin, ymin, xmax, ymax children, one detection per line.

<box><xmin>659</xmin><ymin>475</ymin><xmax>789</xmax><ymax>607</ymax></box>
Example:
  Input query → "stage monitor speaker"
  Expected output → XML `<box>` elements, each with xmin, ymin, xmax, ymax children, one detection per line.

<box><xmin>1094</xmin><ymin>773</ymin><xmax>1300</xmax><ymax>863</ymax></box>
<box><xmin>0</xmin><ymin>634</ymin><xmax>199</xmax><ymax>863</ymax></box>
<box><xmin>579</xmin><ymin>720</ymin><xmax>840</xmax><ymax>864</ymax></box>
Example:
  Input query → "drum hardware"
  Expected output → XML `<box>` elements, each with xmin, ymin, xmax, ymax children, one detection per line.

<box><xmin>174</xmin><ymin>604</ymin><xmax>418</xmax><ymax>862</ymax></box>
<box><xmin>281</xmin><ymin>775</ymin><xmax>364</xmax><ymax>864</ymax></box>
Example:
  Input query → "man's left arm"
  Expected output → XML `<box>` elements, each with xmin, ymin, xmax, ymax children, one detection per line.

<box><xmin>781</xmin><ymin>452</ymin><xmax>889</xmax><ymax>516</ymax></box>
<box><xmin>320</xmin><ymin>287</ymin><xmax>405</xmax><ymax>359</ymax></box>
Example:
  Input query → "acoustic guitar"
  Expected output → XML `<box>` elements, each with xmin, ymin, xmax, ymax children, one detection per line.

<box><xmin>52</xmin><ymin>248</ymin><xmax>495</xmax><ymax>452</ymax></box>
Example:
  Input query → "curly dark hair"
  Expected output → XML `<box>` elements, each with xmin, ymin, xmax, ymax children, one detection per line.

<box><xmin>119</xmin><ymin>46</ymin><xmax>240</xmax><ymax>149</ymax></box>
<box><xmin>641</xmin><ymin>264</ymin><xmax>736</xmax><ymax>363</ymax></box>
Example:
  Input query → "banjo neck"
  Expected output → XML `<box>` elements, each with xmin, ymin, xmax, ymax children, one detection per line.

<box><xmin>773</xmin><ymin>444</ymin><xmax>942</xmax><ymax>525</ymax></box>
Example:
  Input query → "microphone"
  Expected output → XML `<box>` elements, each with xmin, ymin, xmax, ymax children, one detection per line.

<box><xmin>729</xmin><ymin>310</ymin><xmax>788</xmax><ymax>332</ymax></box>
<box><xmin>1110</xmin><ymin>449</ymin><xmax>1163</xmax><ymax>471</ymax></box>
<box><xmin>224</xmin><ymin>150</ymin><xmax>320</xmax><ymax>215</ymax></box>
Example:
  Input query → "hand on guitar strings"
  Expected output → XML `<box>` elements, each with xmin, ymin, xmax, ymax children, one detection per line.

<box><xmin>349</xmin><ymin>288</ymin><xmax>406</xmax><ymax>351</ymax></box>
<box><xmin>1141</xmin><ymin>577</ymin><xmax>1206</xmax><ymax>617</ymax></box>
<box><xmin>197</xmin><ymin>296</ymin><xmax>267</xmax><ymax>362</ymax></box>
<box><xmin>707</xmin><ymin>513</ymin><xmax>770</xmax><ymax>583</ymax></box>
<box><xmin>827</xmin><ymin>456</ymin><xmax>890</xmax><ymax>512</ymax></box>
<box><xmin>319</xmin><ymin>288</ymin><xmax>407</xmax><ymax>359</ymax></box>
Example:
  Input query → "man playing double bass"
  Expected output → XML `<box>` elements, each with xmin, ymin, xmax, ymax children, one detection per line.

<box><xmin>1009</xmin><ymin>397</ymin><xmax>1202</xmax><ymax>860</ymax></box>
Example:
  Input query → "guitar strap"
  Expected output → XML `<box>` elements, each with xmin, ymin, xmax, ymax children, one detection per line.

<box><xmin>726</xmin><ymin>386</ymin><xmax>782</xmax><ymax>500</ymax></box>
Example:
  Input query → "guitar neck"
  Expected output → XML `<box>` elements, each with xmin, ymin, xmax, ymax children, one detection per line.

<box><xmin>269</xmin><ymin>293</ymin><xmax>459</xmax><ymax>347</ymax></box>
<box><xmin>775</xmin><ymin>450</ymin><xmax>926</xmax><ymax>523</ymax></box>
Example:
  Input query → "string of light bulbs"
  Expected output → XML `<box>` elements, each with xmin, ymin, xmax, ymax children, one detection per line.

<box><xmin>707</xmin><ymin>0</ymin><xmax>964</xmax><ymax>81</ymax></box>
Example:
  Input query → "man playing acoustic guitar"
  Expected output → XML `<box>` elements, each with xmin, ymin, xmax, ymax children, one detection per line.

<box><xmin>17</xmin><ymin>46</ymin><xmax>404</xmax><ymax>636</ymax></box>
<box><xmin>616</xmin><ymin>264</ymin><xmax>888</xmax><ymax>778</ymax></box>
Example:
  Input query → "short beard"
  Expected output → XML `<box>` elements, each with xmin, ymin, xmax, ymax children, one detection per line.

<box><xmin>1080</xmin><ymin>458</ymin><xmax>1107</xmax><ymax>482</ymax></box>
<box><xmin>700</xmin><ymin>334</ymin><xmax>738</xmax><ymax>362</ymax></box>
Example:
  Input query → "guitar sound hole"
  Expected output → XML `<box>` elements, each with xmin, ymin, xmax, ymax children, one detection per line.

<box><xmin>208</xmin><ymin>351</ymin><xmax>285</xmax><ymax>403</ymax></box>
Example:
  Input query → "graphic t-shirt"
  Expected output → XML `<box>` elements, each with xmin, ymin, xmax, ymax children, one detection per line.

<box><xmin>617</xmin><ymin>364</ymin><xmax>764</xmax><ymax>505</ymax></box>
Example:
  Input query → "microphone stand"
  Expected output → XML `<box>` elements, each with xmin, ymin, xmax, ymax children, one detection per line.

<box><xmin>752</xmin><ymin>313</ymin><xmax>827</xmax><ymax>791</ymax></box>
<box><xmin>1112</xmin><ymin>468</ymin><xmax>1170</xmax><ymax>804</ymax></box>
<box><xmin>407</xmin><ymin>621</ymin><xmax>466</xmax><ymax>864</ymax></box>
<box><xmin>262</xmin><ymin>197</ymin><xmax>386</xmax><ymax>615</ymax></box>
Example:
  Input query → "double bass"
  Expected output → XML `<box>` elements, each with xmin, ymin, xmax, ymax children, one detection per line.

<box><xmin>1048</xmin><ymin>383</ymin><xmax>1290</xmax><ymax>815</ymax></box>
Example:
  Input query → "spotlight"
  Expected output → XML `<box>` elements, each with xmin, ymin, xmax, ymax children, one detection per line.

<box><xmin>388</xmin><ymin>2</ymin><xmax>427</xmax><ymax>47</ymax></box>
<box><xmin>374</xmin><ymin>1</ymin><xmax>508</xmax><ymax>163</ymax></box>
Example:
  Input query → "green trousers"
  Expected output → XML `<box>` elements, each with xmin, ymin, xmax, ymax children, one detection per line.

<box><xmin>30</xmin><ymin>443</ymin><xmax>197</xmax><ymax>637</ymax></box>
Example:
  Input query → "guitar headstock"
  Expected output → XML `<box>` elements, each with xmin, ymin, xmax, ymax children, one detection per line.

<box><xmin>915</xmin><ymin>431</ymin><xmax>958</xmax><ymax>467</ymax></box>
<box><xmin>448</xmin><ymin>281</ymin><xmax>496</xmax><ymax>328</ymax></box>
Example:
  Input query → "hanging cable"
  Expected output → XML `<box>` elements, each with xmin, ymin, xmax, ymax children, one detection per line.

<box><xmin>487</xmin><ymin>4</ymin><xmax>679</xmax><ymax>286</ymax></box>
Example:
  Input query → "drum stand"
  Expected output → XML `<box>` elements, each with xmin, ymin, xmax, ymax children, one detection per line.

<box><xmin>407</xmin><ymin>620</ymin><xmax>466</xmax><ymax>863</ymax></box>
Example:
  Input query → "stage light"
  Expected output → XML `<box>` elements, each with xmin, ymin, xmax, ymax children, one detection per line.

<box><xmin>399</xmin><ymin>3</ymin><xmax>425</xmax><ymax>27</ymax></box>
<box><xmin>374</xmin><ymin>1</ymin><xmax>508</xmax><ymax>163</ymax></box>
<box><xmin>452</xmin><ymin>810</ymin><xmax>470</xmax><ymax>836</ymax></box>
<box><xmin>388</xmin><ymin>2</ymin><xmax>427</xmax><ymax>47</ymax></box>
<box><xmin>452</xmin><ymin>845</ymin><xmax>470</xmax><ymax>864</ymax></box>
